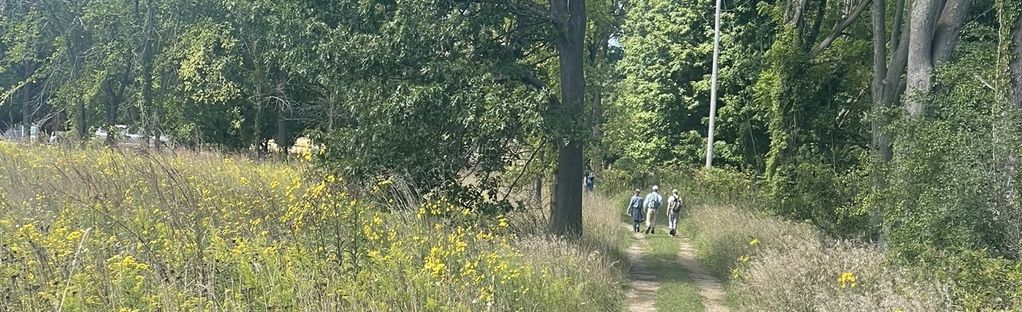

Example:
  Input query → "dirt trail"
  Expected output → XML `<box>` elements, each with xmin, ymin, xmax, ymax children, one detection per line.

<box><xmin>624</xmin><ymin>230</ymin><xmax>658</xmax><ymax>312</ymax></box>
<box><xmin>677</xmin><ymin>235</ymin><xmax>729</xmax><ymax>312</ymax></box>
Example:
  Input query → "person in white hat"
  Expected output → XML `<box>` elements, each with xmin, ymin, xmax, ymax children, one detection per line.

<box><xmin>643</xmin><ymin>185</ymin><xmax>663</xmax><ymax>234</ymax></box>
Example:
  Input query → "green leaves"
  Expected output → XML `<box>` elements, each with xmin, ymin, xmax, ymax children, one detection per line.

<box><xmin>608</xmin><ymin>0</ymin><xmax>773</xmax><ymax>169</ymax></box>
<box><xmin>174</xmin><ymin>22</ymin><xmax>241</xmax><ymax>105</ymax></box>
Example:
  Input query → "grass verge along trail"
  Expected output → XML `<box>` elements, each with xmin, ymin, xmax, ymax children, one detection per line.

<box><xmin>619</xmin><ymin>211</ymin><xmax>705</xmax><ymax>312</ymax></box>
<box><xmin>677</xmin><ymin>234</ymin><xmax>728</xmax><ymax>312</ymax></box>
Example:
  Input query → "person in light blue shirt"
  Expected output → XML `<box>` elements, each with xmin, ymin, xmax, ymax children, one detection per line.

<box><xmin>626</xmin><ymin>189</ymin><xmax>645</xmax><ymax>232</ymax></box>
<box><xmin>644</xmin><ymin>185</ymin><xmax>663</xmax><ymax>234</ymax></box>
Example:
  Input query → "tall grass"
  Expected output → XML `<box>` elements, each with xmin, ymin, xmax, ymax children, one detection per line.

<box><xmin>0</xmin><ymin>143</ymin><xmax>624</xmax><ymax>311</ymax></box>
<box><xmin>681</xmin><ymin>204</ymin><xmax>950</xmax><ymax>311</ymax></box>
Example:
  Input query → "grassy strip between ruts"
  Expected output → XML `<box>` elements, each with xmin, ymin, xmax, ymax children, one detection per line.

<box><xmin>614</xmin><ymin>202</ymin><xmax>704</xmax><ymax>312</ymax></box>
<box><xmin>646</xmin><ymin>233</ymin><xmax>704</xmax><ymax>312</ymax></box>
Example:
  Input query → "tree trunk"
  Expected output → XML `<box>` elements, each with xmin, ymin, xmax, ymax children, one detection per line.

<box><xmin>905</xmin><ymin>0</ymin><xmax>937</xmax><ymax>117</ymax></box>
<box><xmin>871</xmin><ymin>0</ymin><xmax>891</xmax><ymax>161</ymax></box>
<box><xmin>103</xmin><ymin>81</ymin><xmax>121</xmax><ymax>146</ymax></box>
<box><xmin>1012</xmin><ymin>16</ymin><xmax>1022</xmax><ymax>108</ymax></box>
<box><xmin>75</xmin><ymin>101</ymin><xmax>87</xmax><ymax>140</ymax></box>
<box><xmin>328</xmin><ymin>90</ymin><xmax>337</xmax><ymax>131</ymax></box>
<box><xmin>592</xmin><ymin>91</ymin><xmax>603</xmax><ymax>163</ymax></box>
<box><xmin>104</xmin><ymin>81</ymin><xmax>119</xmax><ymax>126</ymax></box>
<box><xmin>884</xmin><ymin>11</ymin><xmax>911</xmax><ymax>106</ymax></box>
<box><xmin>534</xmin><ymin>176</ymin><xmax>543</xmax><ymax>207</ymax></box>
<box><xmin>889</xmin><ymin>0</ymin><xmax>907</xmax><ymax>54</ymax></box>
<box><xmin>904</xmin><ymin>0</ymin><xmax>970</xmax><ymax>117</ymax></box>
<box><xmin>67</xmin><ymin>25</ymin><xmax>87</xmax><ymax>141</ymax></box>
<box><xmin>1005</xmin><ymin>13</ymin><xmax>1021</xmax><ymax>256</ymax></box>
<box><xmin>140</xmin><ymin>0</ymin><xmax>157</xmax><ymax>150</ymax></box>
<box><xmin>870</xmin><ymin>0</ymin><xmax>910</xmax><ymax>161</ymax></box>
<box><xmin>19</xmin><ymin>64</ymin><xmax>38</xmax><ymax>145</ymax></box>
<box><xmin>20</xmin><ymin>61</ymin><xmax>35</xmax><ymax>131</ymax></box>
<box><xmin>549</xmin><ymin>0</ymin><xmax>586</xmax><ymax>238</ymax></box>
<box><xmin>102</xmin><ymin>26</ymin><xmax>133</xmax><ymax>147</ymax></box>
<box><xmin>253</xmin><ymin>103</ymin><xmax>264</xmax><ymax>155</ymax></box>
<box><xmin>276</xmin><ymin>104</ymin><xmax>288</xmax><ymax>154</ymax></box>
<box><xmin>931</xmin><ymin>0</ymin><xmax>971</xmax><ymax>66</ymax></box>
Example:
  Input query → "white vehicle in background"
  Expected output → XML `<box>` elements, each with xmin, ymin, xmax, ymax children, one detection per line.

<box><xmin>2</xmin><ymin>127</ymin><xmax>25</xmax><ymax>142</ymax></box>
<box><xmin>93</xmin><ymin>125</ymin><xmax>172</xmax><ymax>148</ymax></box>
<box><xmin>3</xmin><ymin>124</ymin><xmax>49</xmax><ymax>144</ymax></box>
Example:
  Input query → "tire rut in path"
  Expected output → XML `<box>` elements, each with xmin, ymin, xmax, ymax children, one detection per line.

<box><xmin>624</xmin><ymin>231</ymin><xmax>658</xmax><ymax>312</ymax></box>
<box><xmin>676</xmin><ymin>234</ymin><xmax>729</xmax><ymax>312</ymax></box>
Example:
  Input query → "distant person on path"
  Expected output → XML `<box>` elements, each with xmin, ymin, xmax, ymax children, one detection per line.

<box><xmin>667</xmin><ymin>189</ymin><xmax>682</xmax><ymax>236</ymax></box>
<box><xmin>644</xmin><ymin>185</ymin><xmax>663</xmax><ymax>234</ymax></box>
<box><xmin>584</xmin><ymin>172</ymin><xmax>596</xmax><ymax>193</ymax></box>
<box><xmin>627</xmin><ymin>189</ymin><xmax>645</xmax><ymax>233</ymax></box>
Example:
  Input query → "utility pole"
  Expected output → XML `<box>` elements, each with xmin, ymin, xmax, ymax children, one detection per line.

<box><xmin>704</xmin><ymin>0</ymin><xmax>722</xmax><ymax>168</ymax></box>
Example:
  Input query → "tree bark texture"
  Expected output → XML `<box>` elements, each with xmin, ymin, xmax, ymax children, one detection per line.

<box><xmin>904</xmin><ymin>0</ymin><xmax>971</xmax><ymax>117</ymax></box>
<box><xmin>276</xmin><ymin>104</ymin><xmax>288</xmax><ymax>154</ymax></box>
<box><xmin>906</xmin><ymin>0</ymin><xmax>937</xmax><ymax>117</ymax></box>
<box><xmin>931</xmin><ymin>0</ymin><xmax>971</xmax><ymax>66</ymax></box>
<box><xmin>1012</xmin><ymin>15</ymin><xmax>1022</xmax><ymax>108</ymax></box>
<box><xmin>534</xmin><ymin>176</ymin><xmax>543</xmax><ymax>207</ymax></box>
<box><xmin>140</xmin><ymin>0</ymin><xmax>157</xmax><ymax>150</ymax></box>
<box><xmin>997</xmin><ymin>12</ymin><xmax>1022</xmax><ymax>255</ymax></box>
<box><xmin>19</xmin><ymin>61</ymin><xmax>39</xmax><ymax>133</ymax></box>
<box><xmin>549</xmin><ymin>0</ymin><xmax>586</xmax><ymax>238</ymax></box>
<box><xmin>871</xmin><ymin>0</ymin><xmax>892</xmax><ymax>160</ymax></box>
<box><xmin>870</xmin><ymin>0</ymin><xmax>910</xmax><ymax>161</ymax></box>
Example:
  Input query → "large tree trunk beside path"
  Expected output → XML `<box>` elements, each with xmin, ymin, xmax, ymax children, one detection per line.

<box><xmin>549</xmin><ymin>0</ymin><xmax>586</xmax><ymax>238</ymax></box>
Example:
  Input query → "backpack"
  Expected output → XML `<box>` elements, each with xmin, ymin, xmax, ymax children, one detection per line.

<box><xmin>631</xmin><ymin>197</ymin><xmax>643</xmax><ymax>210</ymax></box>
<box><xmin>671</xmin><ymin>196</ymin><xmax>683</xmax><ymax>213</ymax></box>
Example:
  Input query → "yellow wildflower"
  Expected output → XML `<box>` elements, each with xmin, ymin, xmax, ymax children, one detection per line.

<box><xmin>838</xmin><ymin>272</ymin><xmax>857</xmax><ymax>288</ymax></box>
<box><xmin>497</xmin><ymin>216</ymin><xmax>509</xmax><ymax>229</ymax></box>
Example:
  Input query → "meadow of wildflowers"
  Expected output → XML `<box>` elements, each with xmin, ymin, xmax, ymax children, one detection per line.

<box><xmin>0</xmin><ymin>143</ymin><xmax>625</xmax><ymax>311</ymax></box>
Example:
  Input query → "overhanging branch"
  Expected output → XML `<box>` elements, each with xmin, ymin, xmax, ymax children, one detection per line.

<box><xmin>812</xmin><ymin>0</ymin><xmax>872</xmax><ymax>55</ymax></box>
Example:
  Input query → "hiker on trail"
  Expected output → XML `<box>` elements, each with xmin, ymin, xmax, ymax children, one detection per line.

<box><xmin>627</xmin><ymin>189</ymin><xmax>645</xmax><ymax>233</ymax></box>
<box><xmin>667</xmin><ymin>189</ymin><xmax>682</xmax><ymax>236</ymax></box>
<box><xmin>644</xmin><ymin>185</ymin><xmax>663</xmax><ymax>234</ymax></box>
<box><xmin>584</xmin><ymin>172</ymin><xmax>595</xmax><ymax>193</ymax></box>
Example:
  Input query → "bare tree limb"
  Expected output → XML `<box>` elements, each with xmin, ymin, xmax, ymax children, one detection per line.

<box><xmin>882</xmin><ymin>10</ymin><xmax>911</xmax><ymax>106</ymax></box>
<box><xmin>501</xmin><ymin>139</ymin><xmax>546</xmax><ymax>202</ymax></box>
<box><xmin>888</xmin><ymin>0</ymin><xmax>906</xmax><ymax>57</ymax></box>
<box><xmin>807</xmin><ymin>0</ymin><xmax>829</xmax><ymax>48</ymax></box>
<box><xmin>812</xmin><ymin>0</ymin><xmax>872</xmax><ymax>55</ymax></box>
